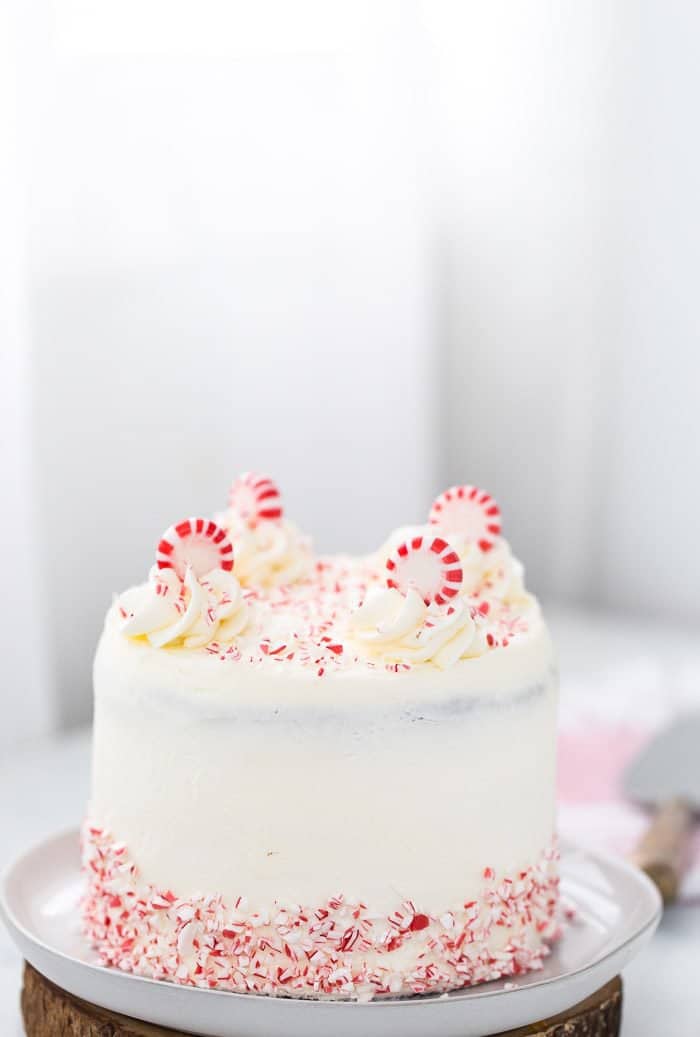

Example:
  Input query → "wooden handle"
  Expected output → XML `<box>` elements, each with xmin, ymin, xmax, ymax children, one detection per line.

<box><xmin>630</xmin><ymin>797</ymin><xmax>693</xmax><ymax>904</ymax></box>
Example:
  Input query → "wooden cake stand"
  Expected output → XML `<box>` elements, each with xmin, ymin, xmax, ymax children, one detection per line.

<box><xmin>21</xmin><ymin>963</ymin><xmax>623</xmax><ymax>1037</ymax></box>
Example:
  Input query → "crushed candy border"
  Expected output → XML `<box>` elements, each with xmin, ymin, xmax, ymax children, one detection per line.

<box><xmin>82</xmin><ymin>825</ymin><xmax>560</xmax><ymax>1000</ymax></box>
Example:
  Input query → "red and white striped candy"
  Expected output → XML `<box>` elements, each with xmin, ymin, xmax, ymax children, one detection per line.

<box><xmin>386</xmin><ymin>535</ymin><xmax>463</xmax><ymax>606</ymax></box>
<box><xmin>156</xmin><ymin>518</ymin><xmax>234</xmax><ymax>578</ymax></box>
<box><xmin>429</xmin><ymin>485</ymin><xmax>501</xmax><ymax>552</ymax></box>
<box><xmin>229</xmin><ymin>472</ymin><xmax>283</xmax><ymax>526</ymax></box>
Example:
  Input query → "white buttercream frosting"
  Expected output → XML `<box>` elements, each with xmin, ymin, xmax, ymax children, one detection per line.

<box><xmin>119</xmin><ymin>565</ymin><xmax>250</xmax><ymax>649</ymax></box>
<box><xmin>114</xmin><ymin>479</ymin><xmax>541</xmax><ymax>674</ymax></box>
<box><xmin>89</xmin><ymin>481</ymin><xmax>560</xmax><ymax>999</ymax></box>
<box><xmin>91</xmin><ymin>621</ymin><xmax>558</xmax><ymax>910</ymax></box>
<box><xmin>221</xmin><ymin>513</ymin><xmax>312</xmax><ymax>588</ymax></box>
<box><xmin>450</xmin><ymin>535</ymin><xmax>527</xmax><ymax>601</ymax></box>
<box><xmin>87</xmin><ymin>481</ymin><xmax>560</xmax><ymax>1001</ymax></box>
<box><xmin>347</xmin><ymin>587</ymin><xmax>480</xmax><ymax>669</ymax></box>
<box><xmin>115</xmin><ymin>536</ymin><xmax>539</xmax><ymax>670</ymax></box>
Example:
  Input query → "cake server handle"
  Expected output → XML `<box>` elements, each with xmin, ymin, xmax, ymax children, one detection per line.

<box><xmin>630</xmin><ymin>797</ymin><xmax>693</xmax><ymax>904</ymax></box>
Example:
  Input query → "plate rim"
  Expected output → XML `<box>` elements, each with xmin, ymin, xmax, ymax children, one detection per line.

<box><xmin>1</xmin><ymin>826</ymin><xmax>662</xmax><ymax>1011</ymax></box>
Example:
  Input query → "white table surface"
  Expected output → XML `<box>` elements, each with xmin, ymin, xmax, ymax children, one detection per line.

<box><xmin>1</xmin><ymin>606</ymin><xmax>699</xmax><ymax>1034</ymax></box>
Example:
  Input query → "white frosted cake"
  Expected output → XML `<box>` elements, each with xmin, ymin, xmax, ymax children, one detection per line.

<box><xmin>83</xmin><ymin>476</ymin><xmax>559</xmax><ymax>1000</ymax></box>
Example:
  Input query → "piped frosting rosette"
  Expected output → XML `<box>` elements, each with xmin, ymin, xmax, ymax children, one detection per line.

<box><xmin>348</xmin><ymin>534</ymin><xmax>487</xmax><ymax>669</ymax></box>
<box><xmin>118</xmin><ymin>518</ymin><xmax>251</xmax><ymax>649</ymax></box>
<box><xmin>348</xmin><ymin>587</ymin><xmax>483</xmax><ymax>669</ymax></box>
<box><xmin>222</xmin><ymin>473</ymin><xmax>312</xmax><ymax>588</ymax></box>
<box><xmin>352</xmin><ymin>487</ymin><xmax>538</xmax><ymax>668</ymax></box>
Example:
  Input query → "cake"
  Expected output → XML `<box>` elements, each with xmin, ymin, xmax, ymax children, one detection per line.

<box><xmin>83</xmin><ymin>475</ymin><xmax>559</xmax><ymax>1000</ymax></box>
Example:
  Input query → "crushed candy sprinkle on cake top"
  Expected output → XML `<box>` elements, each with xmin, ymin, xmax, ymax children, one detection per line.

<box><xmin>114</xmin><ymin>476</ymin><xmax>539</xmax><ymax>671</ymax></box>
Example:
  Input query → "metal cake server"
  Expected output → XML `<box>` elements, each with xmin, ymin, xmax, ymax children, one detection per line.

<box><xmin>624</xmin><ymin>713</ymin><xmax>700</xmax><ymax>903</ymax></box>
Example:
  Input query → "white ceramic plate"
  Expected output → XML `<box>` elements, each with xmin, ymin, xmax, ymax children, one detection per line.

<box><xmin>1</xmin><ymin>829</ymin><xmax>660</xmax><ymax>1037</ymax></box>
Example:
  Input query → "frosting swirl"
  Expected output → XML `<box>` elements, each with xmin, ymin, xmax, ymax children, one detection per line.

<box><xmin>452</xmin><ymin>537</ymin><xmax>527</xmax><ymax>602</ymax></box>
<box><xmin>347</xmin><ymin>587</ymin><xmax>482</xmax><ymax>669</ymax></box>
<box><xmin>223</xmin><ymin>515</ymin><xmax>312</xmax><ymax>588</ymax></box>
<box><xmin>119</xmin><ymin>565</ymin><xmax>250</xmax><ymax>649</ymax></box>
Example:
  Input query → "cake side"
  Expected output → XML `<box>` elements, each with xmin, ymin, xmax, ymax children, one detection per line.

<box><xmin>89</xmin><ymin>620</ymin><xmax>557</xmax><ymax>909</ymax></box>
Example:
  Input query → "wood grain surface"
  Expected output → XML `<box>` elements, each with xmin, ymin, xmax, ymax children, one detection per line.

<box><xmin>21</xmin><ymin>963</ymin><xmax>622</xmax><ymax>1037</ymax></box>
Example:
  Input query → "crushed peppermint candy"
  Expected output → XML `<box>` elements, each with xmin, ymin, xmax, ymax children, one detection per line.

<box><xmin>119</xmin><ymin>481</ymin><xmax>539</xmax><ymax>672</ymax></box>
<box><xmin>118</xmin><ymin>550</ymin><xmax>537</xmax><ymax>673</ymax></box>
<box><xmin>82</xmin><ymin>826</ymin><xmax>561</xmax><ymax>1001</ymax></box>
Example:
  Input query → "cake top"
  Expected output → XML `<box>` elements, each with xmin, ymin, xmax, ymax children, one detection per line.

<box><xmin>113</xmin><ymin>474</ymin><xmax>541</xmax><ymax>675</ymax></box>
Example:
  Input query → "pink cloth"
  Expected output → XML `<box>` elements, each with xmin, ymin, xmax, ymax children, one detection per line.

<box><xmin>558</xmin><ymin>725</ymin><xmax>650</xmax><ymax>805</ymax></box>
<box><xmin>556</xmin><ymin>723</ymin><xmax>700</xmax><ymax>900</ymax></box>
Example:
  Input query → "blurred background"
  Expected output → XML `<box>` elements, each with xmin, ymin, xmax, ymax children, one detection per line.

<box><xmin>2</xmin><ymin>0</ymin><xmax>699</xmax><ymax>746</ymax></box>
<box><xmin>2</xmin><ymin>4</ymin><xmax>700</xmax><ymax>1030</ymax></box>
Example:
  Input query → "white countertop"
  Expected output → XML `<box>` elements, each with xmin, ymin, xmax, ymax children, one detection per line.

<box><xmin>1</xmin><ymin>607</ymin><xmax>699</xmax><ymax>1034</ymax></box>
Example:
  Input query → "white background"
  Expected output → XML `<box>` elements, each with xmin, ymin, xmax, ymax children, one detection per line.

<box><xmin>2</xmin><ymin>0</ymin><xmax>700</xmax><ymax>746</ymax></box>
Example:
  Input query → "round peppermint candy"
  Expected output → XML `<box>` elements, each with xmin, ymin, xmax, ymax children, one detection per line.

<box><xmin>229</xmin><ymin>472</ymin><xmax>283</xmax><ymax>526</ymax></box>
<box><xmin>429</xmin><ymin>485</ymin><xmax>501</xmax><ymax>551</ymax></box>
<box><xmin>156</xmin><ymin>517</ymin><xmax>234</xmax><ymax>578</ymax></box>
<box><xmin>386</xmin><ymin>535</ymin><xmax>463</xmax><ymax>606</ymax></box>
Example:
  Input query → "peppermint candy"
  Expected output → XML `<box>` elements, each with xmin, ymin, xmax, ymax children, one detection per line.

<box><xmin>429</xmin><ymin>485</ymin><xmax>501</xmax><ymax>552</ymax></box>
<box><xmin>229</xmin><ymin>472</ymin><xmax>283</xmax><ymax>526</ymax></box>
<box><xmin>157</xmin><ymin>518</ymin><xmax>234</xmax><ymax>578</ymax></box>
<box><xmin>386</xmin><ymin>535</ymin><xmax>463</xmax><ymax>606</ymax></box>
